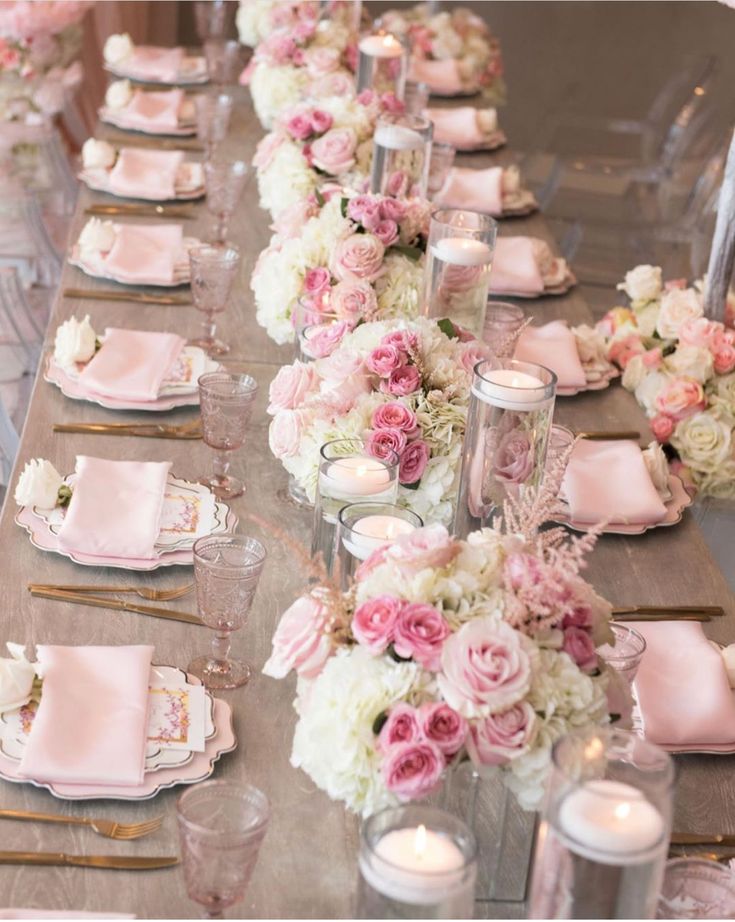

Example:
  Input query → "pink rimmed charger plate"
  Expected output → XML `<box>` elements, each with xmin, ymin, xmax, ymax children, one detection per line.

<box><xmin>0</xmin><ymin>696</ymin><xmax>236</xmax><ymax>800</ymax></box>
<box><xmin>98</xmin><ymin>105</ymin><xmax>197</xmax><ymax>137</ymax></box>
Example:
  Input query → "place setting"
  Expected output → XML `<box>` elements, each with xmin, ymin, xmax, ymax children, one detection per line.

<box><xmin>103</xmin><ymin>32</ymin><xmax>209</xmax><ymax>86</ymax></box>
<box><xmin>432</xmin><ymin>163</ymin><xmax>540</xmax><ymax>217</ymax></box>
<box><xmin>99</xmin><ymin>81</ymin><xmax>197</xmax><ymax>137</ymax></box>
<box><xmin>425</xmin><ymin>105</ymin><xmax>507</xmax><ymax>150</ymax></box>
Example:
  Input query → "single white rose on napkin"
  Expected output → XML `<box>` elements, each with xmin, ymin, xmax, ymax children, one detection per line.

<box><xmin>81</xmin><ymin>138</ymin><xmax>117</xmax><ymax>170</ymax></box>
<box><xmin>105</xmin><ymin>78</ymin><xmax>133</xmax><ymax>110</ymax></box>
<box><xmin>14</xmin><ymin>459</ymin><xmax>64</xmax><ymax>509</ymax></box>
<box><xmin>617</xmin><ymin>264</ymin><xmax>662</xmax><ymax>303</ymax></box>
<box><xmin>54</xmin><ymin>315</ymin><xmax>97</xmax><ymax>368</ymax></box>
<box><xmin>641</xmin><ymin>441</ymin><xmax>672</xmax><ymax>501</ymax></box>
<box><xmin>78</xmin><ymin>217</ymin><xmax>116</xmax><ymax>257</ymax></box>
<box><xmin>0</xmin><ymin>643</ymin><xmax>37</xmax><ymax>712</ymax></box>
<box><xmin>104</xmin><ymin>32</ymin><xmax>134</xmax><ymax>66</ymax></box>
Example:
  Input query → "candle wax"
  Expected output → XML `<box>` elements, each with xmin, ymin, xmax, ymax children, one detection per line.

<box><xmin>431</xmin><ymin>237</ymin><xmax>493</xmax><ymax>267</ymax></box>
<box><xmin>374</xmin><ymin>123</ymin><xmax>425</xmax><ymax>151</ymax></box>
<box><xmin>342</xmin><ymin>514</ymin><xmax>416</xmax><ymax>560</ymax></box>
<box><xmin>358</xmin><ymin>34</ymin><xmax>404</xmax><ymax>58</ymax></box>
<box><xmin>473</xmin><ymin>366</ymin><xmax>551</xmax><ymax>411</ymax></box>
<box><xmin>322</xmin><ymin>456</ymin><xmax>392</xmax><ymax>497</ymax></box>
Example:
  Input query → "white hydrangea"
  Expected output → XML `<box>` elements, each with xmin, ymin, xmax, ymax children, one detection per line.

<box><xmin>257</xmin><ymin>143</ymin><xmax>316</xmax><ymax>218</ymax></box>
<box><xmin>250</xmin><ymin>64</ymin><xmax>308</xmax><ymax>130</ymax></box>
<box><xmin>236</xmin><ymin>0</ymin><xmax>278</xmax><ymax>47</ymax></box>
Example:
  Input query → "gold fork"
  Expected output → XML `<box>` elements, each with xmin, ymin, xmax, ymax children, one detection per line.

<box><xmin>0</xmin><ymin>809</ymin><xmax>163</xmax><ymax>840</ymax></box>
<box><xmin>28</xmin><ymin>582</ymin><xmax>194</xmax><ymax>602</ymax></box>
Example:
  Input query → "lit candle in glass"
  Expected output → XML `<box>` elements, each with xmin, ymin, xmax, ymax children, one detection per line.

<box><xmin>431</xmin><ymin>237</ymin><xmax>493</xmax><ymax>267</ymax></box>
<box><xmin>356</xmin><ymin>32</ymin><xmax>408</xmax><ymax>98</ymax></box>
<box><xmin>322</xmin><ymin>457</ymin><xmax>393</xmax><ymax>500</ymax></box>
<box><xmin>358</xmin><ymin>33</ymin><xmax>404</xmax><ymax>58</ymax></box>
<box><xmin>341</xmin><ymin>513</ymin><xmax>417</xmax><ymax>560</ymax></box>
<box><xmin>476</xmin><ymin>367</ymin><xmax>548</xmax><ymax>411</ymax></box>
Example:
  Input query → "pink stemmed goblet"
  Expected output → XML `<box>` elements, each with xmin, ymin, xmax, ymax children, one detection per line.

<box><xmin>189</xmin><ymin>243</ymin><xmax>241</xmax><ymax>356</ymax></box>
<box><xmin>198</xmin><ymin>371</ymin><xmax>258</xmax><ymax>499</ymax></box>
<box><xmin>204</xmin><ymin>158</ymin><xmax>249</xmax><ymax>244</ymax></box>
<box><xmin>194</xmin><ymin>92</ymin><xmax>233</xmax><ymax>162</ymax></box>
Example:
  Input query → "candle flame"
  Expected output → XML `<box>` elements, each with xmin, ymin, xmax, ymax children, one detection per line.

<box><xmin>614</xmin><ymin>802</ymin><xmax>631</xmax><ymax>821</ymax></box>
<box><xmin>584</xmin><ymin>738</ymin><xmax>603</xmax><ymax>760</ymax></box>
<box><xmin>414</xmin><ymin>824</ymin><xmax>427</xmax><ymax>858</ymax></box>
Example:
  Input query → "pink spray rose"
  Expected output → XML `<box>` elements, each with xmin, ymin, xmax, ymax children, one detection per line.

<box><xmin>303</xmin><ymin>266</ymin><xmax>331</xmax><ymax>295</ymax></box>
<box><xmin>310</xmin><ymin>109</ymin><xmax>333</xmax><ymax>134</ymax></box>
<box><xmin>330</xmin><ymin>279</ymin><xmax>378</xmax><ymax>321</ymax></box>
<box><xmin>651</xmin><ymin>414</ymin><xmax>675</xmax><ymax>442</ymax></box>
<box><xmin>366</xmin><ymin>344</ymin><xmax>405</xmax><ymax>377</ymax></box>
<box><xmin>310</xmin><ymin>71</ymin><xmax>354</xmax><ymax>98</ymax></box>
<box><xmin>382</xmin><ymin>741</ymin><xmax>445</xmax><ymax>801</ymax></box>
<box><xmin>267</xmin><ymin>361</ymin><xmax>316</xmax><ymax>413</ymax></box>
<box><xmin>379</xmin><ymin>197</ymin><xmax>407</xmax><ymax>222</ymax></box>
<box><xmin>386</xmin><ymin>524</ymin><xmax>460</xmax><ymax>572</ymax></box>
<box><xmin>608</xmin><ymin>334</ymin><xmax>646</xmax><ymax>369</ymax></box>
<box><xmin>393</xmin><ymin>603</ymin><xmax>450</xmax><ymax>671</ymax></box>
<box><xmin>679</xmin><ymin>317</ymin><xmax>721</xmax><ymax>351</ymax></box>
<box><xmin>378</xmin><ymin>703</ymin><xmax>421</xmax><ymax>751</ymax></box>
<box><xmin>398</xmin><ymin>439</ymin><xmax>430</xmax><ymax>484</ymax></box>
<box><xmin>419</xmin><ymin>703</ymin><xmax>467</xmax><ymax>757</ymax></box>
<box><xmin>262</xmin><ymin>595</ymin><xmax>332</xmax><ymax>679</ymax></box>
<box><xmin>713</xmin><ymin>335</ymin><xmax>735</xmax><ymax>375</ymax></box>
<box><xmin>380</xmin><ymin>91</ymin><xmax>405</xmax><ymax>114</ymax></box>
<box><xmin>438</xmin><ymin>617</ymin><xmax>532</xmax><ymax>717</ymax></box>
<box><xmin>654</xmin><ymin>377</ymin><xmax>706</xmax><ymax>422</ymax></box>
<box><xmin>386</xmin><ymin>170</ymin><xmax>409</xmax><ymax>197</ymax></box>
<box><xmin>562</xmin><ymin>626</ymin><xmax>597</xmax><ymax>672</ymax></box>
<box><xmin>346</xmin><ymin>195</ymin><xmax>377</xmax><ymax>224</ymax></box>
<box><xmin>286</xmin><ymin>111</ymin><xmax>314</xmax><ymax>140</ymax></box>
<box><xmin>382</xmin><ymin>330</ymin><xmax>418</xmax><ymax>354</ymax></box>
<box><xmin>366</xmin><ymin>427</ymin><xmax>407</xmax><ymax>460</ymax></box>
<box><xmin>461</xmin><ymin>342</ymin><xmax>491</xmax><ymax>374</ymax></box>
<box><xmin>372</xmin><ymin>402</ymin><xmax>418</xmax><ymax>435</ymax></box>
<box><xmin>385</xmin><ymin>364</ymin><xmax>421</xmax><ymax>396</ymax></box>
<box><xmin>332</xmin><ymin>233</ymin><xmax>385</xmax><ymax>283</ymax></box>
<box><xmin>493</xmin><ymin>429</ymin><xmax>533</xmax><ymax>485</ymax></box>
<box><xmin>310</xmin><ymin>127</ymin><xmax>357</xmax><ymax>175</ymax></box>
<box><xmin>302</xmin><ymin>320</ymin><xmax>352</xmax><ymax>359</ymax></box>
<box><xmin>352</xmin><ymin>595</ymin><xmax>402</xmax><ymax>654</ymax></box>
<box><xmin>373</xmin><ymin>219</ymin><xmax>399</xmax><ymax>247</ymax></box>
<box><xmin>467</xmin><ymin>701</ymin><xmax>536</xmax><ymax>766</ymax></box>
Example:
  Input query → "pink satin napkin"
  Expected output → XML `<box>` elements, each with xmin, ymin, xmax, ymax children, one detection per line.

<box><xmin>515</xmin><ymin>320</ymin><xmax>585</xmax><ymax>387</ymax></box>
<box><xmin>78</xmin><ymin>329</ymin><xmax>185</xmax><ymax>401</ymax></box>
<box><xmin>435</xmin><ymin>166</ymin><xmax>503</xmax><ymax>214</ymax></box>
<box><xmin>426</xmin><ymin>107</ymin><xmax>492</xmax><ymax>147</ymax></box>
<box><xmin>57</xmin><ymin>456</ymin><xmax>171</xmax><ymax>559</ymax></box>
<box><xmin>633</xmin><ymin>621</ymin><xmax>735</xmax><ymax>748</ymax></box>
<box><xmin>128</xmin><ymin>45</ymin><xmax>184</xmax><ymax>82</ymax></box>
<box><xmin>18</xmin><ymin>645</ymin><xmax>154</xmax><ymax>786</ymax></box>
<box><xmin>409</xmin><ymin>58</ymin><xmax>463</xmax><ymax>94</ymax></box>
<box><xmin>109</xmin><ymin>148</ymin><xmax>184</xmax><ymax>200</ymax></box>
<box><xmin>103</xmin><ymin>223</ymin><xmax>183</xmax><ymax>285</ymax></box>
<box><xmin>124</xmin><ymin>88</ymin><xmax>184</xmax><ymax>130</ymax></box>
<box><xmin>561</xmin><ymin>439</ymin><xmax>668</xmax><ymax>525</ymax></box>
<box><xmin>491</xmin><ymin>237</ymin><xmax>545</xmax><ymax>295</ymax></box>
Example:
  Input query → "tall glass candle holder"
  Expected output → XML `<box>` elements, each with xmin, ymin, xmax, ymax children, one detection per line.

<box><xmin>423</xmin><ymin>209</ymin><xmax>497</xmax><ymax>337</ymax></box>
<box><xmin>371</xmin><ymin>113</ymin><xmax>433</xmax><ymax>199</ymax></box>
<box><xmin>528</xmin><ymin>727</ymin><xmax>674</xmax><ymax>920</ymax></box>
<box><xmin>336</xmin><ymin>502</ymin><xmax>423</xmax><ymax>587</ymax></box>
<box><xmin>291</xmin><ymin>297</ymin><xmax>343</xmax><ymax>363</ymax></box>
<box><xmin>312</xmin><ymin>439</ymin><xmax>399</xmax><ymax>575</ymax></box>
<box><xmin>453</xmin><ymin>358</ymin><xmax>556</xmax><ymax>539</ymax></box>
<box><xmin>356</xmin><ymin>31</ymin><xmax>409</xmax><ymax>98</ymax></box>
<box><xmin>357</xmin><ymin>805</ymin><xmax>477</xmax><ymax>919</ymax></box>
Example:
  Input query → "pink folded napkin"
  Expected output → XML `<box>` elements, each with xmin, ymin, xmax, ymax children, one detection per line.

<box><xmin>515</xmin><ymin>320</ymin><xmax>585</xmax><ymax>387</ymax></box>
<box><xmin>129</xmin><ymin>45</ymin><xmax>184</xmax><ymax>82</ymax></box>
<box><xmin>561</xmin><ymin>439</ymin><xmax>668</xmax><ymax>525</ymax></box>
<box><xmin>109</xmin><ymin>148</ymin><xmax>184</xmax><ymax>200</ymax></box>
<box><xmin>490</xmin><ymin>237</ymin><xmax>545</xmax><ymax>295</ymax></box>
<box><xmin>78</xmin><ymin>329</ymin><xmax>185</xmax><ymax>401</ymax></box>
<box><xmin>124</xmin><ymin>88</ymin><xmax>184</xmax><ymax>130</ymax></box>
<box><xmin>18</xmin><ymin>645</ymin><xmax>154</xmax><ymax>786</ymax></box>
<box><xmin>426</xmin><ymin>107</ymin><xmax>489</xmax><ymax>147</ymax></box>
<box><xmin>409</xmin><ymin>58</ymin><xmax>463</xmax><ymax>94</ymax></box>
<box><xmin>435</xmin><ymin>166</ymin><xmax>503</xmax><ymax>214</ymax></box>
<box><xmin>633</xmin><ymin>621</ymin><xmax>735</xmax><ymax>747</ymax></box>
<box><xmin>103</xmin><ymin>223</ymin><xmax>183</xmax><ymax>285</ymax></box>
<box><xmin>57</xmin><ymin>456</ymin><xmax>171</xmax><ymax>559</ymax></box>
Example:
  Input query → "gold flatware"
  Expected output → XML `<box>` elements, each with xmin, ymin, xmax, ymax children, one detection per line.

<box><xmin>28</xmin><ymin>582</ymin><xmax>194</xmax><ymax>603</ymax></box>
<box><xmin>0</xmin><ymin>850</ymin><xmax>178</xmax><ymax>869</ymax></box>
<box><xmin>671</xmin><ymin>833</ymin><xmax>735</xmax><ymax>847</ymax></box>
<box><xmin>102</xmin><ymin>134</ymin><xmax>204</xmax><ymax>152</ymax></box>
<box><xmin>29</xmin><ymin>588</ymin><xmax>204</xmax><ymax>626</ymax></box>
<box><xmin>64</xmin><ymin>287</ymin><xmax>191</xmax><ymax>306</ymax></box>
<box><xmin>576</xmin><ymin>431</ymin><xmax>642</xmax><ymax>441</ymax></box>
<box><xmin>85</xmin><ymin>204</ymin><xmax>195</xmax><ymax>219</ymax></box>
<box><xmin>613</xmin><ymin>613</ymin><xmax>711</xmax><ymax>622</ymax></box>
<box><xmin>52</xmin><ymin>420</ymin><xmax>202</xmax><ymax>440</ymax></box>
<box><xmin>613</xmin><ymin>605</ymin><xmax>724</xmax><ymax>616</ymax></box>
<box><xmin>0</xmin><ymin>809</ymin><xmax>163</xmax><ymax>841</ymax></box>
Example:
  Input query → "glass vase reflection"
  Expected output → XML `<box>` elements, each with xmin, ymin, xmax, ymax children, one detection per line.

<box><xmin>370</xmin><ymin>114</ymin><xmax>433</xmax><ymax>199</ymax></box>
<box><xmin>453</xmin><ymin>359</ymin><xmax>556</xmax><ymax>539</ymax></box>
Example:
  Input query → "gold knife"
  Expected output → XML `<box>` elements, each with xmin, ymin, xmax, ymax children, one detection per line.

<box><xmin>64</xmin><ymin>288</ymin><xmax>191</xmax><ymax>306</ymax></box>
<box><xmin>577</xmin><ymin>431</ymin><xmax>642</xmax><ymax>440</ymax></box>
<box><xmin>52</xmin><ymin>423</ymin><xmax>202</xmax><ymax>440</ymax></box>
<box><xmin>29</xmin><ymin>588</ymin><xmax>204</xmax><ymax>626</ymax></box>
<box><xmin>85</xmin><ymin>204</ymin><xmax>195</xmax><ymax>219</ymax></box>
<box><xmin>101</xmin><ymin>134</ymin><xmax>204</xmax><ymax>152</ymax></box>
<box><xmin>0</xmin><ymin>850</ymin><xmax>178</xmax><ymax>869</ymax></box>
<box><xmin>613</xmin><ymin>613</ymin><xmax>710</xmax><ymax>622</ymax></box>
<box><xmin>670</xmin><ymin>833</ymin><xmax>735</xmax><ymax>847</ymax></box>
<box><xmin>613</xmin><ymin>605</ymin><xmax>724</xmax><ymax>616</ymax></box>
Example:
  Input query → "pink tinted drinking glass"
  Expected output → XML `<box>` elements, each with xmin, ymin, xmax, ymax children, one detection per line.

<box><xmin>189</xmin><ymin>243</ymin><xmax>240</xmax><ymax>356</ymax></box>
<box><xmin>198</xmin><ymin>371</ymin><xmax>258</xmax><ymax>499</ymax></box>
<box><xmin>190</xmin><ymin>533</ymin><xmax>267</xmax><ymax>688</ymax></box>
<box><xmin>195</xmin><ymin>92</ymin><xmax>233</xmax><ymax>162</ymax></box>
<box><xmin>177</xmin><ymin>780</ymin><xmax>270</xmax><ymax>919</ymax></box>
<box><xmin>204</xmin><ymin>158</ymin><xmax>249</xmax><ymax>244</ymax></box>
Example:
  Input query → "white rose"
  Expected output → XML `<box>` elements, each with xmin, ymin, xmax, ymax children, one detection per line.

<box><xmin>616</xmin><ymin>264</ymin><xmax>662</xmax><ymax>303</ymax></box>
<box><xmin>671</xmin><ymin>411</ymin><xmax>732</xmax><ymax>473</ymax></box>
<box><xmin>635</xmin><ymin>371</ymin><xmax>669</xmax><ymax>415</ymax></box>
<box><xmin>0</xmin><ymin>643</ymin><xmax>37</xmax><ymax>711</ymax></box>
<box><xmin>78</xmin><ymin>218</ymin><xmax>116</xmax><ymax>256</ymax></box>
<box><xmin>634</xmin><ymin>302</ymin><xmax>660</xmax><ymax>338</ymax></box>
<box><xmin>622</xmin><ymin>354</ymin><xmax>647</xmax><ymax>391</ymax></box>
<box><xmin>103</xmin><ymin>33</ymin><xmax>134</xmax><ymax>65</ymax></box>
<box><xmin>105</xmin><ymin>79</ymin><xmax>132</xmax><ymax>110</ymax></box>
<box><xmin>641</xmin><ymin>441</ymin><xmax>671</xmax><ymax>498</ymax></box>
<box><xmin>81</xmin><ymin>138</ymin><xmax>117</xmax><ymax>170</ymax></box>
<box><xmin>656</xmin><ymin>287</ymin><xmax>703</xmax><ymax>340</ymax></box>
<box><xmin>54</xmin><ymin>315</ymin><xmax>97</xmax><ymax>368</ymax></box>
<box><xmin>14</xmin><ymin>458</ymin><xmax>64</xmax><ymax>509</ymax></box>
<box><xmin>664</xmin><ymin>345</ymin><xmax>714</xmax><ymax>384</ymax></box>
<box><xmin>476</xmin><ymin>108</ymin><xmax>497</xmax><ymax>134</ymax></box>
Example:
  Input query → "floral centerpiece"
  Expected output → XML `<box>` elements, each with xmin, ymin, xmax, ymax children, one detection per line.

<box><xmin>253</xmin><ymin>89</ymin><xmax>404</xmax><ymax>221</ymax></box>
<box><xmin>267</xmin><ymin>316</ymin><xmax>488</xmax><ymax>525</ymax></box>
<box><xmin>252</xmin><ymin>190</ymin><xmax>431</xmax><ymax>344</ymax></box>
<box><xmin>236</xmin><ymin>0</ymin><xmax>318</xmax><ymax>48</ymax></box>
<box><xmin>378</xmin><ymin>5</ymin><xmax>505</xmax><ymax>103</ymax></box>
<box><xmin>262</xmin><ymin>474</ymin><xmax>626</xmax><ymax>815</ymax></box>
<box><xmin>597</xmin><ymin>264</ymin><xmax>735</xmax><ymax>498</ymax></box>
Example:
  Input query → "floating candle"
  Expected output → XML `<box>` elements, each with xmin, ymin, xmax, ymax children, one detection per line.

<box><xmin>374</xmin><ymin>123</ymin><xmax>426</xmax><ymax>151</ymax></box>
<box><xmin>342</xmin><ymin>513</ymin><xmax>416</xmax><ymax>560</ymax></box>
<box><xmin>431</xmin><ymin>237</ymin><xmax>493</xmax><ymax>267</ymax></box>
<box><xmin>358</xmin><ymin>33</ymin><xmax>404</xmax><ymax>58</ymax></box>
<box><xmin>320</xmin><ymin>456</ymin><xmax>392</xmax><ymax>499</ymax></box>
<box><xmin>473</xmin><ymin>367</ymin><xmax>551</xmax><ymax>411</ymax></box>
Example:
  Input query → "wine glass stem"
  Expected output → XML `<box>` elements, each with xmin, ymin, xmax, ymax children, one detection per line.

<box><xmin>202</xmin><ymin>312</ymin><xmax>217</xmax><ymax>345</ymax></box>
<box><xmin>212</xmin><ymin>449</ymin><xmax>231</xmax><ymax>484</ymax></box>
<box><xmin>204</xmin><ymin>910</ymin><xmax>224</xmax><ymax>920</ymax></box>
<box><xmin>215</xmin><ymin>213</ymin><xmax>227</xmax><ymax>243</ymax></box>
<box><xmin>211</xmin><ymin>629</ymin><xmax>231</xmax><ymax>665</ymax></box>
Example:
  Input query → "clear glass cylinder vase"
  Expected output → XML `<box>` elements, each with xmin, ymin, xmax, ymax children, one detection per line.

<box><xmin>370</xmin><ymin>114</ymin><xmax>433</xmax><ymax>199</ymax></box>
<box><xmin>356</xmin><ymin>32</ymin><xmax>409</xmax><ymax>98</ymax></box>
<box><xmin>335</xmin><ymin>501</ymin><xmax>423</xmax><ymax>588</ymax></box>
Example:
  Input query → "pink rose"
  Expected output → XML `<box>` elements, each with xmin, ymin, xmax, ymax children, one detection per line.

<box><xmin>386</xmin><ymin>524</ymin><xmax>460</xmax><ymax>572</ymax></box>
<box><xmin>467</xmin><ymin>702</ymin><xmax>536</xmax><ymax>766</ymax></box>
<box><xmin>253</xmin><ymin>132</ymin><xmax>284</xmax><ymax>170</ymax></box>
<box><xmin>348</xmin><ymin>195</ymin><xmax>381</xmax><ymax>227</ymax></box>
<box><xmin>380</xmin><ymin>91</ymin><xmax>405</xmax><ymax>115</ymax></box>
<box><xmin>356</xmin><ymin>89</ymin><xmax>375</xmax><ymax>105</ymax></box>
<box><xmin>399</xmin><ymin>439</ymin><xmax>430</xmax><ymax>484</ymax></box>
<box><xmin>310</xmin><ymin>127</ymin><xmax>357</xmax><ymax>176</ymax></box>
<box><xmin>305</xmin><ymin>45</ymin><xmax>341</xmax><ymax>77</ymax></box>
<box><xmin>330</xmin><ymin>279</ymin><xmax>378</xmax><ymax>321</ymax></box>
<box><xmin>461</xmin><ymin>342</ymin><xmax>491</xmax><ymax>374</ymax></box>
<box><xmin>419</xmin><ymin>703</ymin><xmax>467</xmax><ymax>757</ymax></box>
<box><xmin>562</xmin><ymin>604</ymin><xmax>593</xmax><ymax>629</ymax></box>
<box><xmin>379</xmin><ymin>704</ymin><xmax>421</xmax><ymax>750</ymax></box>
<box><xmin>655</xmin><ymin>377</ymin><xmax>706</xmax><ymax>422</ymax></box>
<box><xmin>303</xmin><ymin>266</ymin><xmax>331</xmax><ymax>295</ymax></box>
<box><xmin>382</xmin><ymin>330</ymin><xmax>418</xmax><ymax>354</ymax></box>
<box><xmin>378</xmin><ymin>198</ymin><xmax>406</xmax><ymax>222</ymax></box>
<box><xmin>679</xmin><ymin>317</ymin><xmax>721</xmax><ymax>350</ymax></box>
<box><xmin>262</xmin><ymin>595</ymin><xmax>332</xmax><ymax>679</ymax></box>
<box><xmin>310</xmin><ymin>109</ymin><xmax>333</xmax><ymax>134</ymax></box>
<box><xmin>713</xmin><ymin>340</ymin><xmax>735</xmax><ymax>375</ymax></box>
<box><xmin>651</xmin><ymin>414</ymin><xmax>674</xmax><ymax>442</ymax></box>
<box><xmin>382</xmin><ymin>741</ymin><xmax>445</xmax><ymax>801</ymax></box>
<box><xmin>352</xmin><ymin>595</ymin><xmax>402</xmax><ymax>654</ymax></box>
<box><xmin>642</xmin><ymin>347</ymin><xmax>663</xmax><ymax>369</ymax></box>
<box><xmin>386</xmin><ymin>170</ymin><xmax>409</xmax><ymax>197</ymax></box>
<box><xmin>608</xmin><ymin>334</ymin><xmax>646</xmax><ymax>369</ymax></box>
<box><xmin>332</xmin><ymin>233</ymin><xmax>385</xmax><ymax>283</ymax></box>
<box><xmin>372</xmin><ymin>402</ymin><xmax>418</xmax><ymax>435</ymax></box>
<box><xmin>562</xmin><ymin>626</ymin><xmax>597</xmax><ymax>672</ymax></box>
<box><xmin>317</xmin><ymin>348</ymin><xmax>365</xmax><ymax>383</ymax></box>
<box><xmin>373</xmin><ymin>219</ymin><xmax>399</xmax><ymax>247</ymax></box>
<box><xmin>504</xmin><ymin>553</ymin><xmax>543</xmax><ymax>591</ymax></box>
<box><xmin>385</xmin><ymin>364</ymin><xmax>421</xmax><ymax>396</ymax></box>
<box><xmin>271</xmin><ymin>198</ymin><xmax>320</xmax><ymax>238</ymax></box>
<box><xmin>393</xmin><ymin>603</ymin><xmax>450</xmax><ymax>671</ymax></box>
<box><xmin>303</xmin><ymin>320</ymin><xmax>352</xmax><ymax>359</ymax></box>
<box><xmin>268</xmin><ymin>409</ymin><xmax>305</xmax><ymax>459</ymax></box>
<box><xmin>267</xmin><ymin>361</ymin><xmax>316</xmax><ymax>413</ymax></box>
<box><xmin>286</xmin><ymin>112</ymin><xmax>313</xmax><ymax>140</ymax></box>
<box><xmin>367</xmin><ymin>344</ymin><xmax>404</xmax><ymax>377</ymax></box>
<box><xmin>310</xmin><ymin>71</ymin><xmax>354</xmax><ymax>98</ymax></box>
<box><xmin>366</xmin><ymin>427</ymin><xmax>407</xmax><ymax>461</ymax></box>
<box><xmin>438</xmin><ymin>617</ymin><xmax>532</xmax><ymax>717</ymax></box>
<box><xmin>493</xmin><ymin>430</ymin><xmax>533</xmax><ymax>485</ymax></box>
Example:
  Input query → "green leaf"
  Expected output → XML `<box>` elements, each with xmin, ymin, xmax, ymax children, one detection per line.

<box><xmin>314</xmin><ymin>188</ymin><xmax>325</xmax><ymax>207</ymax></box>
<box><xmin>94</xmin><ymin>338</ymin><xmax>103</xmax><ymax>353</ymax></box>
<box><xmin>437</xmin><ymin>318</ymin><xmax>458</xmax><ymax>340</ymax></box>
<box><xmin>372</xmin><ymin>710</ymin><xmax>389</xmax><ymax>736</ymax></box>
<box><xmin>400</xmin><ymin>479</ymin><xmax>421</xmax><ymax>491</ymax></box>
<box><xmin>340</xmin><ymin>197</ymin><xmax>349</xmax><ymax>219</ymax></box>
<box><xmin>57</xmin><ymin>485</ymin><xmax>73</xmax><ymax>508</ymax></box>
<box><xmin>610</xmin><ymin>713</ymin><xmax>622</xmax><ymax>724</ymax></box>
<box><xmin>390</xmin><ymin>244</ymin><xmax>423</xmax><ymax>261</ymax></box>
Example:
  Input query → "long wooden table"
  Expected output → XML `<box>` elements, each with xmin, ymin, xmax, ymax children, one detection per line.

<box><xmin>0</xmin><ymin>91</ymin><xmax>732</xmax><ymax>919</ymax></box>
